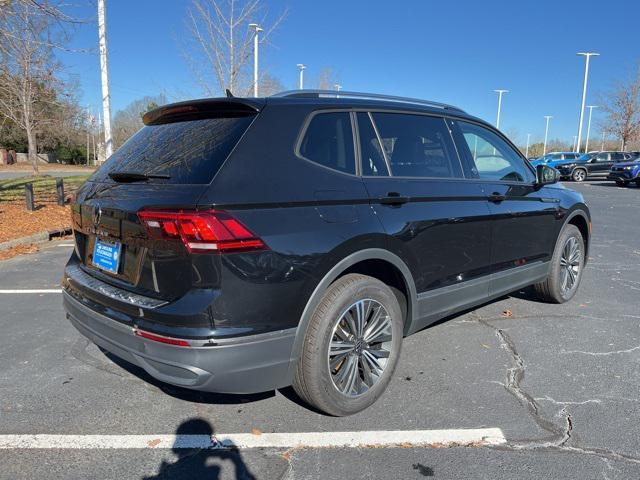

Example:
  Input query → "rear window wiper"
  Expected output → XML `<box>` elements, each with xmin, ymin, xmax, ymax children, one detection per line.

<box><xmin>108</xmin><ymin>172</ymin><xmax>171</xmax><ymax>183</ymax></box>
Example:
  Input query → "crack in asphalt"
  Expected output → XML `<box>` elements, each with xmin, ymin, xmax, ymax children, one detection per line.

<box><xmin>474</xmin><ymin>313</ymin><xmax>640</xmax><ymax>468</ymax></box>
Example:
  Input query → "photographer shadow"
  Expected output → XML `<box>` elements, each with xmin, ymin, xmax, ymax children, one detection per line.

<box><xmin>143</xmin><ymin>418</ymin><xmax>256</xmax><ymax>480</ymax></box>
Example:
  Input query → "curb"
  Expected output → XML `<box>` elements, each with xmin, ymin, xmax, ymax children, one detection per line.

<box><xmin>0</xmin><ymin>227</ymin><xmax>72</xmax><ymax>252</ymax></box>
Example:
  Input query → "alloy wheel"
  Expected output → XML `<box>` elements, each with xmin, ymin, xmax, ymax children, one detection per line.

<box><xmin>559</xmin><ymin>236</ymin><xmax>582</xmax><ymax>296</ymax></box>
<box><xmin>327</xmin><ymin>299</ymin><xmax>393</xmax><ymax>397</ymax></box>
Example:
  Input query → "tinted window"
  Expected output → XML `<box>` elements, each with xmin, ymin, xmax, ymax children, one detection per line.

<box><xmin>456</xmin><ymin>121</ymin><xmax>535</xmax><ymax>182</ymax></box>
<box><xmin>299</xmin><ymin>112</ymin><xmax>355</xmax><ymax>175</ymax></box>
<box><xmin>611</xmin><ymin>152</ymin><xmax>624</xmax><ymax>161</ymax></box>
<box><xmin>370</xmin><ymin>113</ymin><xmax>462</xmax><ymax>178</ymax></box>
<box><xmin>596</xmin><ymin>152</ymin><xmax>609</xmax><ymax>161</ymax></box>
<box><xmin>357</xmin><ymin>112</ymin><xmax>388</xmax><ymax>176</ymax></box>
<box><xmin>566</xmin><ymin>153</ymin><xmax>578</xmax><ymax>159</ymax></box>
<box><xmin>552</xmin><ymin>154</ymin><xmax>563</xmax><ymax>159</ymax></box>
<box><xmin>93</xmin><ymin>116</ymin><xmax>255</xmax><ymax>184</ymax></box>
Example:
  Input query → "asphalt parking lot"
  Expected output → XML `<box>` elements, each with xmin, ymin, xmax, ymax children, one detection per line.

<box><xmin>1</xmin><ymin>181</ymin><xmax>639</xmax><ymax>479</ymax></box>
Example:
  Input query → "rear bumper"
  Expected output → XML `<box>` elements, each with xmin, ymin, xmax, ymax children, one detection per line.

<box><xmin>63</xmin><ymin>291</ymin><xmax>296</xmax><ymax>394</ymax></box>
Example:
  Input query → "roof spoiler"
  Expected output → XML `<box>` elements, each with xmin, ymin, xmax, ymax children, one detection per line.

<box><xmin>143</xmin><ymin>98</ymin><xmax>263</xmax><ymax>126</ymax></box>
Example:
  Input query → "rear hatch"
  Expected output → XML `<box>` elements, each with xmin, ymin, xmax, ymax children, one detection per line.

<box><xmin>70</xmin><ymin>98</ymin><xmax>261</xmax><ymax>303</ymax></box>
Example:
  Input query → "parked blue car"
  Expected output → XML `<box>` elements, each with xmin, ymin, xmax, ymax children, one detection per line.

<box><xmin>607</xmin><ymin>159</ymin><xmax>640</xmax><ymax>186</ymax></box>
<box><xmin>530</xmin><ymin>152</ymin><xmax>580</xmax><ymax>168</ymax></box>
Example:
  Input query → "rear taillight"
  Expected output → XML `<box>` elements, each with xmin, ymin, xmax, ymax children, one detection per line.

<box><xmin>138</xmin><ymin>209</ymin><xmax>267</xmax><ymax>253</ymax></box>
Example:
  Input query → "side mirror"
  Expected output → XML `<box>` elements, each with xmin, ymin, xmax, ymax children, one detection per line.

<box><xmin>536</xmin><ymin>164</ymin><xmax>559</xmax><ymax>185</ymax></box>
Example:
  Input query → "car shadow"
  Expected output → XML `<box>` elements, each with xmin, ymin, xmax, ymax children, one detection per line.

<box><xmin>142</xmin><ymin>417</ymin><xmax>257</xmax><ymax>480</ymax></box>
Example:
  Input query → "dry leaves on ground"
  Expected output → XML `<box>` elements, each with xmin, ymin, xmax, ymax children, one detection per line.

<box><xmin>0</xmin><ymin>201</ymin><xmax>71</xmax><ymax>243</ymax></box>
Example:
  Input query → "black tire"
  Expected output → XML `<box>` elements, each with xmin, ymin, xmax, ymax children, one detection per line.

<box><xmin>534</xmin><ymin>224</ymin><xmax>585</xmax><ymax>303</ymax></box>
<box><xmin>572</xmin><ymin>168</ymin><xmax>587</xmax><ymax>182</ymax></box>
<box><xmin>292</xmin><ymin>273</ymin><xmax>404</xmax><ymax>416</ymax></box>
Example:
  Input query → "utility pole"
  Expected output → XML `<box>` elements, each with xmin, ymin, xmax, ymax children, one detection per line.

<box><xmin>494</xmin><ymin>89</ymin><xmax>508</xmax><ymax>130</ymax></box>
<box><xmin>297</xmin><ymin>64</ymin><xmax>306</xmax><ymax>89</ymax></box>
<box><xmin>585</xmin><ymin>105</ymin><xmax>597</xmax><ymax>153</ymax></box>
<box><xmin>572</xmin><ymin>136</ymin><xmax>577</xmax><ymax>152</ymax></box>
<box><xmin>86</xmin><ymin>108</ymin><xmax>91</xmax><ymax>164</ymax></box>
<box><xmin>525</xmin><ymin>133</ymin><xmax>531</xmax><ymax>158</ymax></box>
<box><xmin>576</xmin><ymin>52</ymin><xmax>599</xmax><ymax>153</ymax></box>
<box><xmin>249</xmin><ymin>23</ymin><xmax>262</xmax><ymax>97</ymax></box>
<box><xmin>98</xmin><ymin>0</ymin><xmax>113</xmax><ymax>160</ymax></box>
<box><xmin>601</xmin><ymin>130</ymin><xmax>606</xmax><ymax>151</ymax></box>
<box><xmin>543</xmin><ymin>116</ymin><xmax>553</xmax><ymax>155</ymax></box>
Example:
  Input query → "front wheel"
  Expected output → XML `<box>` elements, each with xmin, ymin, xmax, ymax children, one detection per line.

<box><xmin>293</xmin><ymin>274</ymin><xmax>404</xmax><ymax>416</ymax></box>
<box><xmin>572</xmin><ymin>169</ymin><xmax>587</xmax><ymax>182</ymax></box>
<box><xmin>534</xmin><ymin>224</ymin><xmax>585</xmax><ymax>303</ymax></box>
<box><xmin>615</xmin><ymin>180</ymin><xmax>627</xmax><ymax>187</ymax></box>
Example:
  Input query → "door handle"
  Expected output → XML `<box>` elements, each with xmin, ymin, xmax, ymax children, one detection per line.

<box><xmin>380</xmin><ymin>192</ymin><xmax>409</xmax><ymax>206</ymax></box>
<box><xmin>488</xmin><ymin>192</ymin><xmax>506</xmax><ymax>203</ymax></box>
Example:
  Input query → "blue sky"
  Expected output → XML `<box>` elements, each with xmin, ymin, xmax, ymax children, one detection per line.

<box><xmin>60</xmin><ymin>0</ymin><xmax>640</xmax><ymax>146</ymax></box>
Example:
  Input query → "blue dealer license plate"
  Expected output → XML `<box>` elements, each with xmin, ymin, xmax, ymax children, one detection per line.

<box><xmin>92</xmin><ymin>238</ymin><xmax>122</xmax><ymax>274</ymax></box>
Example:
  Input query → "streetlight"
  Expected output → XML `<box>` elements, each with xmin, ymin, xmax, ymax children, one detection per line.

<box><xmin>494</xmin><ymin>89</ymin><xmax>508</xmax><ymax>130</ymax></box>
<box><xmin>248</xmin><ymin>23</ymin><xmax>263</xmax><ymax>97</ymax></box>
<box><xmin>296</xmin><ymin>64</ymin><xmax>306</xmax><ymax>89</ymax></box>
<box><xmin>601</xmin><ymin>130</ymin><xmax>606</xmax><ymax>150</ymax></box>
<box><xmin>543</xmin><ymin>115</ymin><xmax>553</xmax><ymax>155</ymax></box>
<box><xmin>576</xmin><ymin>52</ymin><xmax>599</xmax><ymax>153</ymax></box>
<box><xmin>585</xmin><ymin>105</ymin><xmax>598</xmax><ymax>153</ymax></box>
<box><xmin>572</xmin><ymin>135</ymin><xmax>578</xmax><ymax>152</ymax></box>
<box><xmin>525</xmin><ymin>133</ymin><xmax>531</xmax><ymax>158</ymax></box>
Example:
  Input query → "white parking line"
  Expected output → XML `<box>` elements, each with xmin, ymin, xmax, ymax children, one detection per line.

<box><xmin>55</xmin><ymin>244</ymin><xmax>74</xmax><ymax>247</ymax></box>
<box><xmin>0</xmin><ymin>289</ymin><xmax>62</xmax><ymax>294</ymax></box>
<box><xmin>0</xmin><ymin>428</ymin><xmax>506</xmax><ymax>449</ymax></box>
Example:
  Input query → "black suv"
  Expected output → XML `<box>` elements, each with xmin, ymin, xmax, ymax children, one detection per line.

<box><xmin>556</xmin><ymin>151</ymin><xmax>635</xmax><ymax>181</ymax></box>
<box><xmin>63</xmin><ymin>90</ymin><xmax>591</xmax><ymax>415</ymax></box>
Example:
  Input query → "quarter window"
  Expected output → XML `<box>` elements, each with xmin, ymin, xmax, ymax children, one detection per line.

<box><xmin>370</xmin><ymin>113</ymin><xmax>462</xmax><ymax>178</ymax></box>
<box><xmin>299</xmin><ymin>112</ymin><xmax>355</xmax><ymax>175</ymax></box>
<box><xmin>456</xmin><ymin>121</ymin><xmax>534</xmax><ymax>182</ymax></box>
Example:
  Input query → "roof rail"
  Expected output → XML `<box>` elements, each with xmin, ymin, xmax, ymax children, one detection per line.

<box><xmin>271</xmin><ymin>89</ymin><xmax>466</xmax><ymax>113</ymax></box>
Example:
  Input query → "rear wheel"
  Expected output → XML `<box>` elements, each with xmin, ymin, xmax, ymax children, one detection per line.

<box><xmin>615</xmin><ymin>180</ymin><xmax>628</xmax><ymax>187</ymax></box>
<box><xmin>572</xmin><ymin>168</ymin><xmax>587</xmax><ymax>182</ymax></box>
<box><xmin>534</xmin><ymin>224</ymin><xmax>585</xmax><ymax>303</ymax></box>
<box><xmin>293</xmin><ymin>274</ymin><xmax>403</xmax><ymax>416</ymax></box>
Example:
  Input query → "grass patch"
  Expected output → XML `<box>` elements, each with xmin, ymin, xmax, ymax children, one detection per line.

<box><xmin>0</xmin><ymin>174</ymin><xmax>90</xmax><ymax>202</ymax></box>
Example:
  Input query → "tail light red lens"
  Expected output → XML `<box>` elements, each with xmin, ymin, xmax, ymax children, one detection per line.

<box><xmin>138</xmin><ymin>209</ymin><xmax>267</xmax><ymax>253</ymax></box>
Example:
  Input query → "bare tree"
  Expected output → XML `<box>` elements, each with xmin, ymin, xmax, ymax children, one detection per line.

<box><xmin>315</xmin><ymin>67</ymin><xmax>339</xmax><ymax>90</ymax></box>
<box><xmin>599</xmin><ymin>66</ymin><xmax>640</xmax><ymax>151</ymax></box>
<box><xmin>182</xmin><ymin>0</ymin><xmax>286</xmax><ymax>96</ymax></box>
<box><xmin>0</xmin><ymin>1</ymin><xmax>68</xmax><ymax>173</ymax></box>
<box><xmin>112</xmin><ymin>94</ymin><xmax>167</xmax><ymax>149</ymax></box>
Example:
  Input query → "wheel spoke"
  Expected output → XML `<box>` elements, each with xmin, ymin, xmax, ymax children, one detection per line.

<box><xmin>363</xmin><ymin>307</ymin><xmax>389</xmax><ymax>344</ymax></box>
<box><xmin>329</xmin><ymin>340</ymin><xmax>355</xmax><ymax>356</ymax></box>
<box><xmin>362</xmin><ymin>350</ymin><xmax>384</xmax><ymax>376</ymax></box>
<box><xmin>366</xmin><ymin>348</ymin><xmax>390</xmax><ymax>359</ymax></box>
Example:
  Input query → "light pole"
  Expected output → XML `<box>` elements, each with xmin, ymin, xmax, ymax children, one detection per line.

<box><xmin>585</xmin><ymin>105</ymin><xmax>597</xmax><ymax>153</ymax></box>
<box><xmin>98</xmin><ymin>0</ymin><xmax>112</xmax><ymax>160</ymax></box>
<box><xmin>296</xmin><ymin>64</ymin><xmax>306</xmax><ymax>89</ymax></box>
<box><xmin>543</xmin><ymin>116</ymin><xmax>553</xmax><ymax>155</ymax></box>
<box><xmin>249</xmin><ymin>23</ymin><xmax>262</xmax><ymax>97</ymax></box>
<box><xmin>334</xmin><ymin>84</ymin><xmax>342</xmax><ymax>91</ymax></box>
<box><xmin>572</xmin><ymin>136</ymin><xmax>578</xmax><ymax>152</ymax></box>
<box><xmin>525</xmin><ymin>133</ymin><xmax>531</xmax><ymax>158</ymax></box>
<box><xmin>601</xmin><ymin>130</ymin><xmax>606</xmax><ymax>151</ymax></box>
<box><xmin>494</xmin><ymin>89</ymin><xmax>508</xmax><ymax>130</ymax></box>
<box><xmin>576</xmin><ymin>52</ymin><xmax>599</xmax><ymax>153</ymax></box>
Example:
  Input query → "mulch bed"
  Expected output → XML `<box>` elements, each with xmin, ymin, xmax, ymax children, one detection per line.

<box><xmin>0</xmin><ymin>201</ymin><xmax>71</xmax><ymax>244</ymax></box>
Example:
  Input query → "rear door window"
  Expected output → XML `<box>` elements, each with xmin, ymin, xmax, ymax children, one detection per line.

<box><xmin>370</xmin><ymin>112</ymin><xmax>463</xmax><ymax>178</ymax></box>
<box><xmin>93</xmin><ymin>116</ymin><xmax>255</xmax><ymax>184</ymax></box>
<box><xmin>298</xmin><ymin>112</ymin><xmax>356</xmax><ymax>175</ymax></box>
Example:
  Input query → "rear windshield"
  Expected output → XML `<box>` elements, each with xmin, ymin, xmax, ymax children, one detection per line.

<box><xmin>91</xmin><ymin>116</ymin><xmax>255</xmax><ymax>184</ymax></box>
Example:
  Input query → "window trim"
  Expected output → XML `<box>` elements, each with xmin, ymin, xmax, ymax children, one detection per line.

<box><xmin>294</xmin><ymin>109</ymin><xmax>359</xmax><ymax>177</ymax></box>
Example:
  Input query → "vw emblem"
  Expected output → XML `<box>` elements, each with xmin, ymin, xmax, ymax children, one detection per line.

<box><xmin>92</xmin><ymin>204</ymin><xmax>102</xmax><ymax>226</ymax></box>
